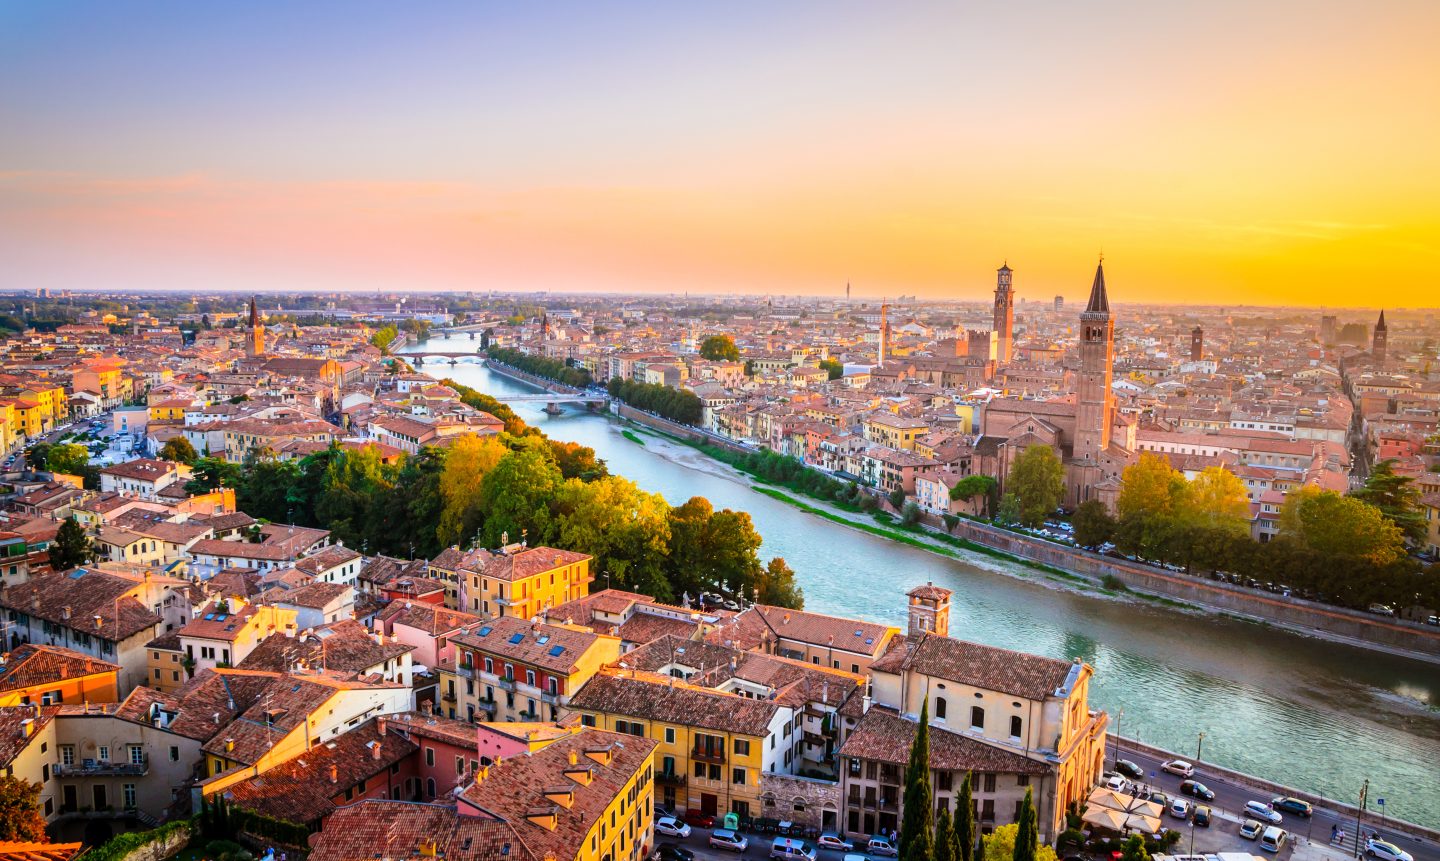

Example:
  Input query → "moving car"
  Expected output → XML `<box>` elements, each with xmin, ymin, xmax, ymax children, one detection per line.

<box><xmin>1115</xmin><ymin>759</ymin><xmax>1144</xmax><ymax>779</ymax></box>
<box><xmin>709</xmin><ymin>830</ymin><xmax>748</xmax><ymax>853</ymax></box>
<box><xmin>1365</xmin><ymin>840</ymin><xmax>1414</xmax><ymax>861</ymax></box>
<box><xmin>1169</xmin><ymin>799</ymin><xmax>1191</xmax><ymax>820</ymax></box>
<box><xmin>1260</xmin><ymin>826</ymin><xmax>1288</xmax><ymax>853</ymax></box>
<box><xmin>769</xmin><ymin>837</ymin><xmax>817</xmax><ymax>860</ymax></box>
<box><xmin>1161</xmin><ymin>759</ymin><xmax>1195</xmax><ymax>778</ymax></box>
<box><xmin>868</xmin><ymin>836</ymin><xmax>899</xmax><ymax>857</ymax></box>
<box><xmin>1240</xmin><ymin>820</ymin><xmax>1264</xmax><ymax>840</ymax></box>
<box><xmin>1180</xmin><ymin>780</ymin><xmax>1215</xmax><ymax>801</ymax></box>
<box><xmin>1244</xmin><ymin>801</ymin><xmax>1284</xmax><ymax>825</ymax></box>
<box><xmin>655</xmin><ymin>817</ymin><xmax>691</xmax><ymax>838</ymax></box>
<box><xmin>652</xmin><ymin>844</ymin><xmax>695</xmax><ymax>861</ymax></box>
<box><xmin>1271</xmin><ymin>796</ymin><xmax>1312</xmax><ymax>817</ymax></box>
<box><xmin>817</xmin><ymin>834</ymin><xmax>854</xmax><ymax>851</ymax></box>
<box><xmin>1193</xmin><ymin>806</ymin><xmax>1211</xmax><ymax>828</ymax></box>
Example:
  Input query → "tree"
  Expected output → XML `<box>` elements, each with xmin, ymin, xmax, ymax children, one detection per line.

<box><xmin>664</xmin><ymin>499</ymin><xmax>764</xmax><ymax>600</ymax></box>
<box><xmin>1181</xmin><ymin>466</ymin><xmax>1250</xmax><ymax>534</ymax></box>
<box><xmin>934</xmin><ymin>805</ymin><xmax>956</xmax><ymax>861</ymax></box>
<box><xmin>49</xmin><ymin>516</ymin><xmax>95</xmax><ymax>571</ymax></box>
<box><xmin>900</xmin><ymin>501</ymin><xmax>923</xmax><ymax>527</ymax></box>
<box><xmin>1117</xmin><ymin>453</ymin><xmax>1186</xmax><ymax>521</ymax></box>
<box><xmin>1013</xmin><ymin>788</ymin><xmax>1037</xmax><ymax>861</ymax></box>
<box><xmin>1120</xmin><ymin>834</ymin><xmax>1150</xmax><ymax>861</ymax></box>
<box><xmin>700</xmin><ymin>334</ymin><xmax>740</xmax><ymax>362</ymax></box>
<box><xmin>1351</xmin><ymin>459</ymin><xmax>1426</xmax><ymax>543</ymax></box>
<box><xmin>1007</xmin><ymin>445</ymin><xmax>1065</xmax><ymax>527</ymax></box>
<box><xmin>950</xmin><ymin>475</ymin><xmax>997</xmax><ymax>517</ymax></box>
<box><xmin>552</xmin><ymin>476</ymin><xmax>673</xmax><ymax>599</ymax></box>
<box><xmin>899</xmin><ymin>701</ymin><xmax>933</xmax><ymax>861</ymax></box>
<box><xmin>26</xmin><ymin>442</ymin><xmax>51</xmax><ymax>471</ymax></box>
<box><xmin>370</xmin><ymin>324</ymin><xmax>399</xmax><ymax>352</ymax></box>
<box><xmin>889</xmin><ymin>487</ymin><xmax>907</xmax><ymax>509</ymax></box>
<box><xmin>186</xmin><ymin>456</ymin><xmax>242</xmax><ymax>494</ymax></box>
<box><xmin>955</xmin><ymin>772</ymin><xmax>975</xmax><ymax>861</ymax></box>
<box><xmin>159</xmin><ymin>436</ymin><xmax>198</xmax><ymax>465</ymax></box>
<box><xmin>982</xmin><ymin>824</ymin><xmax>1058</xmax><ymax>861</ymax></box>
<box><xmin>819</xmin><ymin>357</ymin><xmax>844</xmax><ymax>380</ymax></box>
<box><xmin>436</xmin><ymin>434</ymin><xmax>507</xmax><ymax>547</ymax></box>
<box><xmin>1280</xmin><ymin>488</ymin><xmax>1407</xmax><ymax>565</ymax></box>
<box><xmin>995</xmin><ymin>492</ymin><xmax>1021</xmax><ymax>526</ymax></box>
<box><xmin>45</xmin><ymin>442</ymin><xmax>89</xmax><ymax>476</ymax></box>
<box><xmin>0</xmin><ymin>775</ymin><xmax>47</xmax><ymax>841</ymax></box>
<box><xmin>547</xmin><ymin>439</ymin><xmax>607</xmax><ymax>481</ymax></box>
<box><xmin>236</xmin><ymin>458</ymin><xmax>303</xmax><ymax>524</ymax></box>
<box><xmin>477</xmin><ymin>449</ymin><xmax>564</xmax><ymax>547</ymax></box>
<box><xmin>755</xmin><ymin>557</ymin><xmax>804</xmax><ymax>609</ymax></box>
<box><xmin>1071</xmin><ymin>499</ymin><xmax>1116</xmax><ymax>548</ymax></box>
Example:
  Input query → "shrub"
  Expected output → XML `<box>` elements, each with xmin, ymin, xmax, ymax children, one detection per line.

<box><xmin>1101</xmin><ymin>573</ymin><xmax>1128</xmax><ymax>592</ymax></box>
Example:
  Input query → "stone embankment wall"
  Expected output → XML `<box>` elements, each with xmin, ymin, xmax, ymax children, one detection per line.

<box><xmin>481</xmin><ymin>359</ymin><xmax>583</xmax><ymax>394</ymax></box>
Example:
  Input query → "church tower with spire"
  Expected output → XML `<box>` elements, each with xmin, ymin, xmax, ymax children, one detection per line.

<box><xmin>1074</xmin><ymin>260</ymin><xmax>1113</xmax><ymax>463</ymax></box>
<box><xmin>1373</xmin><ymin>310</ymin><xmax>1387</xmax><ymax>367</ymax></box>
<box><xmin>993</xmin><ymin>263</ymin><xmax>1014</xmax><ymax>365</ymax></box>
<box><xmin>246</xmin><ymin>297</ymin><xmax>265</xmax><ymax>357</ymax></box>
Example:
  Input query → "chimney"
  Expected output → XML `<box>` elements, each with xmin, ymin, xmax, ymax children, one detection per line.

<box><xmin>61</xmin><ymin>606</ymin><xmax>72</xmax><ymax>621</ymax></box>
<box><xmin>330</xmin><ymin>764</ymin><xmax>339</xmax><ymax>783</ymax></box>
<box><xmin>371</xmin><ymin>741</ymin><xmax>382</xmax><ymax>760</ymax></box>
<box><xmin>224</xmin><ymin>738</ymin><xmax>235</xmax><ymax>752</ymax></box>
<box><xmin>377</xmin><ymin>716</ymin><xmax>387</xmax><ymax>736</ymax></box>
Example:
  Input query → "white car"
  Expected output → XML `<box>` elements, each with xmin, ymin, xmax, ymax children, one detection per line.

<box><xmin>1244</xmin><ymin>800</ymin><xmax>1284</xmax><ymax>825</ymax></box>
<box><xmin>817</xmin><ymin>834</ymin><xmax>854</xmax><ymax>851</ymax></box>
<box><xmin>1169</xmin><ymin>799</ymin><xmax>1192</xmax><ymax>820</ymax></box>
<box><xmin>710</xmin><ymin>830</ymin><xmax>748</xmax><ymax>853</ymax></box>
<box><xmin>1161</xmin><ymin>759</ymin><xmax>1195</xmax><ymax>778</ymax></box>
<box><xmin>1366</xmin><ymin>840</ymin><xmax>1414</xmax><ymax>861</ymax></box>
<box><xmin>655</xmin><ymin>817</ymin><xmax>691</xmax><ymax>838</ymax></box>
<box><xmin>1103</xmin><ymin>774</ymin><xmax>1129</xmax><ymax>793</ymax></box>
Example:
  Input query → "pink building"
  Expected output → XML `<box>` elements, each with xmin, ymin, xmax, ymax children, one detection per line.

<box><xmin>374</xmin><ymin>602</ymin><xmax>481</xmax><ymax>669</ymax></box>
<box><xmin>381</xmin><ymin>711</ymin><xmax>485</xmax><ymax>801</ymax></box>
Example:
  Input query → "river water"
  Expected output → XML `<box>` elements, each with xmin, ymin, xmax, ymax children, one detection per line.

<box><xmin>405</xmin><ymin>337</ymin><xmax>1440</xmax><ymax>828</ymax></box>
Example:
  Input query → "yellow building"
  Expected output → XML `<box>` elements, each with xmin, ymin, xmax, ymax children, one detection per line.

<box><xmin>458</xmin><ymin>544</ymin><xmax>592</xmax><ymax>620</ymax></box>
<box><xmin>1422</xmin><ymin>492</ymin><xmax>1440</xmax><ymax>558</ymax></box>
<box><xmin>148</xmin><ymin>399</ymin><xmax>193</xmax><ymax>421</ymax></box>
<box><xmin>8</xmin><ymin>400</ymin><xmax>50</xmax><ymax>440</ymax></box>
<box><xmin>567</xmin><ymin>668</ymin><xmax>788</xmax><ymax>821</ymax></box>
<box><xmin>0</xmin><ymin>644</ymin><xmax>119</xmax><ymax>707</ymax></box>
<box><xmin>446</xmin><ymin>617</ymin><xmax>619</xmax><ymax>724</ymax></box>
<box><xmin>862</xmin><ymin>412</ymin><xmax>929</xmax><ymax>451</ymax></box>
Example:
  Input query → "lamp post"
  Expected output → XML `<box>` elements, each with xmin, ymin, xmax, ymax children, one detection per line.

<box><xmin>1189</xmin><ymin>732</ymin><xmax>1206</xmax><ymax>857</ymax></box>
<box><xmin>1110</xmin><ymin>709</ymin><xmax>1123</xmax><ymax>766</ymax></box>
<box><xmin>1354</xmin><ymin>779</ymin><xmax>1369</xmax><ymax>859</ymax></box>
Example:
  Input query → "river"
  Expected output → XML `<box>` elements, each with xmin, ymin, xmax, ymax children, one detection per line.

<box><xmin>404</xmin><ymin>337</ymin><xmax>1440</xmax><ymax>828</ymax></box>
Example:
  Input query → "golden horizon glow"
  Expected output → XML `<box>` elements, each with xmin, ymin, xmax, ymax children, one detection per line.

<box><xmin>1</xmin><ymin>2</ymin><xmax>1437</xmax><ymax>307</ymax></box>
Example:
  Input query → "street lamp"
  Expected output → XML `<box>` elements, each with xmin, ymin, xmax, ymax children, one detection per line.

<box><xmin>1354</xmin><ymin>779</ymin><xmax>1369</xmax><ymax>859</ymax></box>
<box><xmin>1110</xmin><ymin>709</ymin><xmax>1124</xmax><ymax>766</ymax></box>
<box><xmin>1189</xmin><ymin>733</ymin><xmax>1205</xmax><ymax>856</ymax></box>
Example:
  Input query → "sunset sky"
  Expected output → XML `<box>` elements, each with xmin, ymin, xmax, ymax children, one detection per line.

<box><xmin>2</xmin><ymin>1</ymin><xmax>1438</xmax><ymax>306</ymax></box>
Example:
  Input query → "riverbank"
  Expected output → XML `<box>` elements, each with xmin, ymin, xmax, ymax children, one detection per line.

<box><xmin>615</xmin><ymin>410</ymin><xmax>1440</xmax><ymax>665</ymax></box>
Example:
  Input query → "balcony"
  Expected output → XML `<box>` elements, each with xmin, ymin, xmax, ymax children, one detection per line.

<box><xmin>690</xmin><ymin>747</ymin><xmax>726</xmax><ymax>764</ymax></box>
<box><xmin>656</xmin><ymin>770</ymin><xmax>687</xmax><ymax>787</ymax></box>
<box><xmin>441</xmin><ymin>690</ymin><xmax>457</xmax><ymax>703</ymax></box>
<box><xmin>456</xmin><ymin>665</ymin><xmax>474</xmax><ymax>679</ymax></box>
<box><xmin>540</xmin><ymin>690</ymin><xmax>559</xmax><ymax>705</ymax></box>
<box><xmin>496</xmin><ymin>677</ymin><xmax>515</xmax><ymax>692</ymax></box>
<box><xmin>518</xmin><ymin>710</ymin><xmax>540</xmax><ymax>721</ymax></box>
<box><xmin>477</xmin><ymin>697</ymin><xmax>497</xmax><ymax>712</ymax></box>
<box><xmin>55</xmin><ymin>757</ymin><xmax>148</xmax><ymax>778</ymax></box>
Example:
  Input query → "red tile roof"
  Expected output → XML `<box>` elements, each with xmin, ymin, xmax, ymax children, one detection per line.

<box><xmin>0</xmin><ymin>644</ymin><xmax>119</xmax><ymax>693</ymax></box>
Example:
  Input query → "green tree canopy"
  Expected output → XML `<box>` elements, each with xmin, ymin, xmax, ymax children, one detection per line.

<box><xmin>46</xmin><ymin>442</ymin><xmax>89</xmax><ymax>476</ymax></box>
<box><xmin>0</xmin><ymin>775</ymin><xmax>47</xmax><ymax>842</ymax></box>
<box><xmin>819</xmin><ymin>357</ymin><xmax>844</xmax><ymax>380</ymax></box>
<box><xmin>755</xmin><ymin>557</ymin><xmax>804</xmax><ymax>609</ymax></box>
<box><xmin>552</xmin><ymin>476</ymin><xmax>673</xmax><ymax>599</ymax></box>
<box><xmin>1071</xmin><ymin>499</ymin><xmax>1116</xmax><ymax>548</ymax></box>
<box><xmin>186</xmin><ymin>457</ymin><xmax>243</xmax><ymax>494</ymax></box>
<box><xmin>1350</xmin><ymin>459</ymin><xmax>1426</xmax><ymax>543</ymax></box>
<box><xmin>1280</xmin><ymin>487</ymin><xmax>1406</xmax><ymax>565</ymax></box>
<box><xmin>159</xmin><ymin>437</ymin><xmax>198</xmax><ymax>465</ymax></box>
<box><xmin>1008</xmin><ymin>445</ymin><xmax>1065</xmax><ymax>527</ymax></box>
<box><xmin>49</xmin><ymin>516</ymin><xmax>95</xmax><ymax>572</ymax></box>
<box><xmin>477</xmin><ymin>449</ymin><xmax>564</xmax><ymax>547</ymax></box>
<box><xmin>699</xmin><ymin>334</ymin><xmax>741</xmax><ymax>362</ymax></box>
<box><xmin>955</xmin><ymin>772</ymin><xmax>975</xmax><ymax>861</ymax></box>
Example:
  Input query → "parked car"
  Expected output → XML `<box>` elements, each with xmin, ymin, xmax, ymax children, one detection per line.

<box><xmin>1169</xmin><ymin>799</ymin><xmax>1192</xmax><ymax>820</ymax></box>
<box><xmin>817</xmin><ymin>834</ymin><xmax>854</xmax><ymax>851</ymax></box>
<box><xmin>654</xmin><ymin>805</ymin><xmax>678</xmax><ymax>821</ymax></box>
<box><xmin>709</xmin><ymin>830</ymin><xmax>748</xmax><ymax>853</ymax></box>
<box><xmin>1193</xmin><ymin>806</ymin><xmax>1211</xmax><ymax>828</ymax></box>
<box><xmin>682</xmin><ymin>810</ymin><xmax>715</xmax><ymax>829</ymax></box>
<box><xmin>1369</xmin><ymin>603</ymin><xmax>1397</xmax><ymax>617</ymax></box>
<box><xmin>1260</xmin><ymin>827</ymin><xmax>1288</xmax><ymax>853</ymax></box>
<box><xmin>1161</xmin><ymin>759</ymin><xmax>1195</xmax><ymax>778</ymax></box>
<box><xmin>1244</xmin><ymin>801</ymin><xmax>1284</xmax><ymax>825</ymax></box>
<box><xmin>868</xmin><ymin>835</ymin><xmax>899</xmax><ymax>857</ymax></box>
<box><xmin>1270</xmin><ymin>797</ymin><xmax>1312</xmax><ymax>818</ymax></box>
<box><xmin>1180</xmin><ymin>780</ymin><xmax>1215</xmax><ymax>801</ymax></box>
<box><xmin>1240</xmin><ymin>820</ymin><xmax>1264</xmax><ymax>840</ymax></box>
<box><xmin>655</xmin><ymin>817</ymin><xmax>691</xmax><ymax>838</ymax></box>
<box><xmin>1115</xmin><ymin>759</ymin><xmax>1144</xmax><ymax>779</ymax></box>
<box><xmin>1366</xmin><ymin>840</ymin><xmax>1414</xmax><ymax>861</ymax></box>
<box><xmin>652</xmin><ymin>844</ymin><xmax>695</xmax><ymax>861</ymax></box>
<box><xmin>1103</xmin><ymin>774</ymin><xmax>1130</xmax><ymax>793</ymax></box>
<box><xmin>1147</xmin><ymin>790</ymin><xmax>1170</xmax><ymax>808</ymax></box>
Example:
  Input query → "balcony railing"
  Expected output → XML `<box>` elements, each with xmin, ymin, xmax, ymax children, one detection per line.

<box><xmin>656</xmin><ymin>770</ymin><xmax>687</xmax><ymax>786</ymax></box>
<box><xmin>540</xmin><ymin>691</ymin><xmax>559</xmax><ymax>705</ymax></box>
<box><xmin>497</xmin><ymin>677</ymin><xmax>515</xmax><ymax>691</ymax></box>
<box><xmin>518</xmin><ymin>710</ymin><xmax>540</xmax><ymax>721</ymax></box>
<box><xmin>55</xmin><ymin>757</ymin><xmax>148</xmax><ymax>777</ymax></box>
<box><xmin>690</xmin><ymin>747</ymin><xmax>726</xmax><ymax>763</ymax></box>
<box><xmin>456</xmin><ymin>665</ymin><xmax>474</xmax><ymax>679</ymax></box>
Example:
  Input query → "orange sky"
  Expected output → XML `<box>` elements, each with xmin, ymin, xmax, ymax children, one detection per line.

<box><xmin>1</xmin><ymin>2</ymin><xmax>1437</xmax><ymax>306</ymax></box>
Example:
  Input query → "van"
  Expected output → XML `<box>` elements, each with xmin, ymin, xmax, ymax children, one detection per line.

<box><xmin>1260</xmin><ymin>826</ymin><xmax>1288</xmax><ymax>853</ymax></box>
<box><xmin>769</xmin><ymin>838</ymin><xmax>816</xmax><ymax>861</ymax></box>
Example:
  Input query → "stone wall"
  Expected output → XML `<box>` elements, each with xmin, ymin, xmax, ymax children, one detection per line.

<box><xmin>758</xmin><ymin>773</ymin><xmax>841</xmax><ymax>832</ymax></box>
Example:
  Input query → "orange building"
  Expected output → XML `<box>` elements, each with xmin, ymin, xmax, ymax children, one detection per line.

<box><xmin>0</xmin><ymin>644</ymin><xmax>119</xmax><ymax>707</ymax></box>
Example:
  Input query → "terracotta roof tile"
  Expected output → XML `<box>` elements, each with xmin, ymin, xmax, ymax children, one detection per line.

<box><xmin>0</xmin><ymin>644</ymin><xmax>118</xmax><ymax>693</ymax></box>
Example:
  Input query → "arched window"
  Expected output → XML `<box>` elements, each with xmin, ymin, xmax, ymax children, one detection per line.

<box><xmin>935</xmin><ymin>697</ymin><xmax>947</xmax><ymax>720</ymax></box>
<box><xmin>1010</xmin><ymin>716</ymin><xmax>1023</xmax><ymax>739</ymax></box>
<box><xmin>426</xmin><ymin>777</ymin><xmax>436</xmax><ymax>798</ymax></box>
<box><xmin>970</xmin><ymin>706</ymin><xmax>985</xmax><ymax>731</ymax></box>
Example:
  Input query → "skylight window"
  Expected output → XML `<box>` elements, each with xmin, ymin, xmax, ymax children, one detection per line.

<box><xmin>478</xmin><ymin>626</ymin><xmax>492</xmax><ymax>636</ymax></box>
<box><xmin>548</xmin><ymin>645</ymin><xmax>565</xmax><ymax>657</ymax></box>
<box><xmin>537</xmin><ymin>636</ymin><xmax>550</xmax><ymax>645</ymax></box>
<box><xmin>508</xmin><ymin>633</ymin><xmax>524</xmax><ymax>644</ymax></box>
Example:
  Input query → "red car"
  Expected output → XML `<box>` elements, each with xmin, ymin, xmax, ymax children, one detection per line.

<box><xmin>682</xmin><ymin>810</ymin><xmax>715</xmax><ymax>829</ymax></box>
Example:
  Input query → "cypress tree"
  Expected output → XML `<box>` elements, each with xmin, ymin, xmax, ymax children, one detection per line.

<box><xmin>955</xmin><ymin>771</ymin><xmax>975</xmax><ymax>861</ymax></box>
<box><xmin>1013</xmin><ymin>788</ymin><xmax>1037</xmax><ymax>861</ymax></box>
<box><xmin>899</xmin><ymin>700</ymin><xmax>933</xmax><ymax>861</ymax></box>
<box><xmin>934</xmin><ymin>805</ymin><xmax>957</xmax><ymax>861</ymax></box>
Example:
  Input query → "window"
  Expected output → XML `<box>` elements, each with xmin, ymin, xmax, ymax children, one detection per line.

<box><xmin>526</xmin><ymin>669</ymin><xmax>536</xmax><ymax>687</ymax></box>
<box><xmin>983</xmin><ymin>773</ymin><xmax>996</xmax><ymax>793</ymax></box>
<box><xmin>129</xmin><ymin>745</ymin><xmax>144</xmax><ymax>765</ymax></box>
<box><xmin>98</xmin><ymin>746</ymin><xmax>110</xmax><ymax>762</ymax></box>
<box><xmin>970</xmin><ymin>706</ymin><xmax>985</xmax><ymax>731</ymax></box>
<box><xmin>580</xmin><ymin>714</ymin><xmax>595</xmax><ymax>728</ymax></box>
<box><xmin>935</xmin><ymin>697</ymin><xmax>947</xmax><ymax>720</ymax></box>
<box><xmin>484</xmin><ymin>657</ymin><xmax>493</xmax><ymax>674</ymax></box>
<box><xmin>732</xmin><ymin>767</ymin><xmax>747</xmax><ymax>785</ymax></box>
<box><xmin>426</xmin><ymin>748</ymin><xmax>435</xmax><ymax>767</ymax></box>
<box><xmin>661</xmin><ymin>755</ymin><xmax>675</xmax><ymax>775</ymax></box>
<box><xmin>664</xmin><ymin>727</ymin><xmax>675</xmax><ymax>745</ymax></box>
<box><xmin>693</xmin><ymin>760</ymin><xmax>706</xmax><ymax>778</ymax></box>
<box><xmin>1010</xmin><ymin>716</ymin><xmax>1023</xmax><ymax>739</ymax></box>
<box><xmin>170</xmin><ymin>746</ymin><xmax>179</xmax><ymax>762</ymax></box>
<box><xmin>734</xmin><ymin>739</ymin><xmax>750</xmax><ymax>757</ymax></box>
<box><xmin>123</xmin><ymin>783</ymin><xmax>136</xmax><ymax>810</ymax></box>
<box><xmin>456</xmin><ymin>755</ymin><xmax>465</xmax><ymax>775</ymax></box>
<box><xmin>60</xmin><ymin>746</ymin><xmax>74</xmax><ymax>766</ymax></box>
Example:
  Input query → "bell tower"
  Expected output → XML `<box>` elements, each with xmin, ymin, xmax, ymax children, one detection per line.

<box><xmin>1074</xmin><ymin>259</ymin><xmax>1113</xmax><ymax>462</ymax></box>
<box><xmin>906</xmin><ymin>583</ymin><xmax>952</xmax><ymax>638</ymax></box>
<box><xmin>993</xmin><ymin>263</ymin><xmax>1014</xmax><ymax>365</ymax></box>
<box><xmin>1373</xmin><ymin>311</ymin><xmax>1387</xmax><ymax>367</ymax></box>
<box><xmin>246</xmin><ymin>297</ymin><xmax>265</xmax><ymax>358</ymax></box>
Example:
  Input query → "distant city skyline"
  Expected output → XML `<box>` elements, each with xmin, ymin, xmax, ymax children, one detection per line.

<box><xmin>2</xmin><ymin>1</ymin><xmax>1438</xmax><ymax>306</ymax></box>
